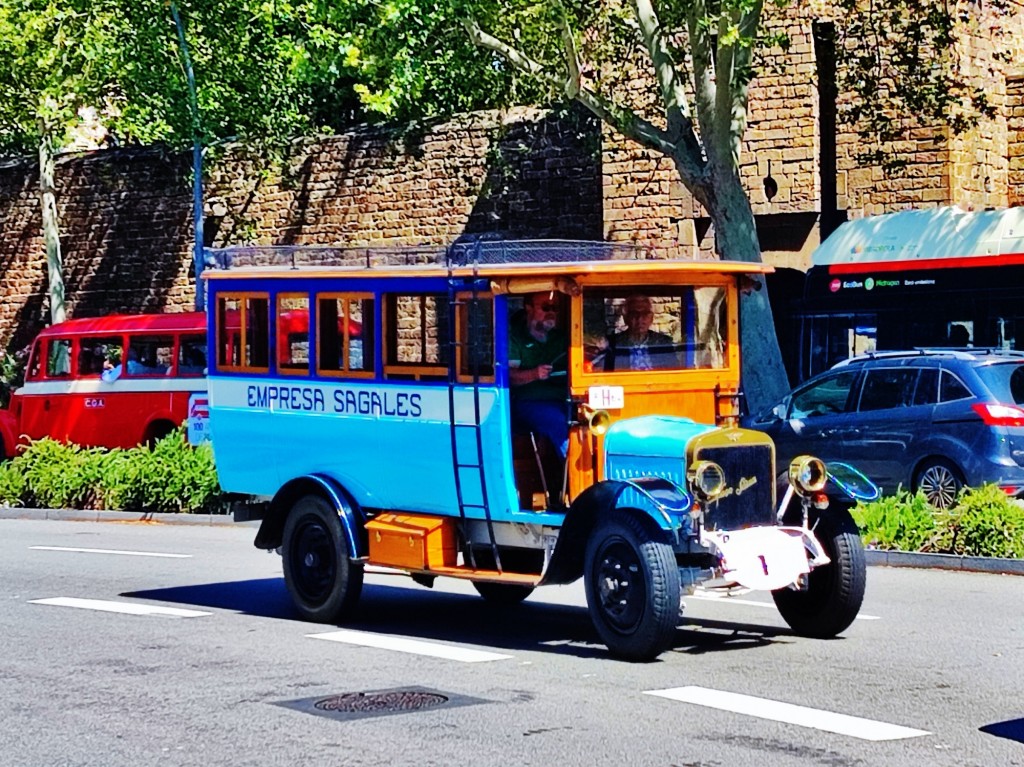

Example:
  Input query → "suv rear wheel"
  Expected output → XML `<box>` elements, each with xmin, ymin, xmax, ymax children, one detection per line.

<box><xmin>914</xmin><ymin>458</ymin><xmax>964</xmax><ymax>510</ymax></box>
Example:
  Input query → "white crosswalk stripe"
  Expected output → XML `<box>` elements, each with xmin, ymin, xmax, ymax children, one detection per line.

<box><xmin>30</xmin><ymin>597</ymin><xmax>211</xmax><ymax>618</ymax></box>
<box><xmin>645</xmin><ymin>686</ymin><xmax>930</xmax><ymax>741</ymax></box>
<box><xmin>308</xmin><ymin>629</ymin><xmax>512</xmax><ymax>662</ymax></box>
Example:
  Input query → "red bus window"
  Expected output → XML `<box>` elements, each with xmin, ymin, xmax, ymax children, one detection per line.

<box><xmin>127</xmin><ymin>336</ymin><xmax>173</xmax><ymax>376</ymax></box>
<box><xmin>46</xmin><ymin>339</ymin><xmax>72</xmax><ymax>378</ymax></box>
<box><xmin>77</xmin><ymin>337</ymin><xmax>122</xmax><ymax>377</ymax></box>
<box><xmin>317</xmin><ymin>294</ymin><xmax>373</xmax><ymax>376</ymax></box>
<box><xmin>178</xmin><ymin>335</ymin><xmax>207</xmax><ymax>376</ymax></box>
<box><xmin>278</xmin><ymin>294</ymin><xmax>310</xmax><ymax>374</ymax></box>
<box><xmin>27</xmin><ymin>341</ymin><xmax>43</xmax><ymax>380</ymax></box>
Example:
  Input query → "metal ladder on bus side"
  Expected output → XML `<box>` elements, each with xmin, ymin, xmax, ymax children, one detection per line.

<box><xmin>446</xmin><ymin>258</ymin><xmax>502</xmax><ymax>573</ymax></box>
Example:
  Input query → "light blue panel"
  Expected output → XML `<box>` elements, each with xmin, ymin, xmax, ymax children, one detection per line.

<box><xmin>603</xmin><ymin>415</ymin><xmax>714</xmax><ymax>460</ymax></box>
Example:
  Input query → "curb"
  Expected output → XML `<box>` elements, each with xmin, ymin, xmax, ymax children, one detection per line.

<box><xmin>0</xmin><ymin>507</ymin><xmax>242</xmax><ymax>527</ymax></box>
<box><xmin>864</xmin><ymin>549</ymin><xmax>1024</xmax><ymax>576</ymax></box>
<box><xmin>2</xmin><ymin>508</ymin><xmax>1022</xmax><ymax>575</ymax></box>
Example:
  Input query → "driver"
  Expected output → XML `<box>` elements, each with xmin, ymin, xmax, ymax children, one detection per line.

<box><xmin>508</xmin><ymin>291</ymin><xmax>569</xmax><ymax>456</ymax></box>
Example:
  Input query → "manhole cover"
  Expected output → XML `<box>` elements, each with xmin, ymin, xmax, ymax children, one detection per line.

<box><xmin>314</xmin><ymin>691</ymin><xmax>448</xmax><ymax>714</ymax></box>
<box><xmin>277</xmin><ymin>687</ymin><xmax>487</xmax><ymax>722</ymax></box>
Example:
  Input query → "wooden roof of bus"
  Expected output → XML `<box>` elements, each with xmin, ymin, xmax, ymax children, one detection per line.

<box><xmin>202</xmin><ymin>241</ymin><xmax>773</xmax><ymax>281</ymax></box>
<box><xmin>32</xmin><ymin>312</ymin><xmax>206</xmax><ymax>338</ymax></box>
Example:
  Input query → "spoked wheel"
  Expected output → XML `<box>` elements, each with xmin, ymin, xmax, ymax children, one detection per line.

<box><xmin>914</xmin><ymin>458</ymin><xmax>964</xmax><ymax>510</ymax></box>
<box><xmin>472</xmin><ymin>582</ymin><xmax>535</xmax><ymax>604</ymax></box>
<box><xmin>583</xmin><ymin>512</ymin><xmax>680</xmax><ymax>662</ymax></box>
<box><xmin>773</xmin><ymin>507</ymin><xmax>865</xmax><ymax>638</ymax></box>
<box><xmin>282</xmin><ymin>494</ymin><xmax>363</xmax><ymax>623</ymax></box>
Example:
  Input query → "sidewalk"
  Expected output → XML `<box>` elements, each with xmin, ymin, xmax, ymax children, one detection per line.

<box><xmin>2</xmin><ymin>506</ymin><xmax>1022</xmax><ymax>575</ymax></box>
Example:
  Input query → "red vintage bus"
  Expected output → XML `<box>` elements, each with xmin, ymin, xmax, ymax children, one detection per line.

<box><xmin>7</xmin><ymin>313</ymin><xmax>207</xmax><ymax>452</ymax></box>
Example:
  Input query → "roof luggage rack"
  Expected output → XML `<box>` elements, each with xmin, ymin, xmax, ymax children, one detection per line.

<box><xmin>203</xmin><ymin>238</ymin><xmax>654</xmax><ymax>271</ymax></box>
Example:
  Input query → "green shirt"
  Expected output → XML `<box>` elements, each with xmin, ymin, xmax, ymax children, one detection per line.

<box><xmin>509</xmin><ymin>320</ymin><xmax>568</xmax><ymax>401</ymax></box>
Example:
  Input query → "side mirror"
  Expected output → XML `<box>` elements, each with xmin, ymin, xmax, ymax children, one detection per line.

<box><xmin>771</xmin><ymin>401</ymin><xmax>788</xmax><ymax>421</ymax></box>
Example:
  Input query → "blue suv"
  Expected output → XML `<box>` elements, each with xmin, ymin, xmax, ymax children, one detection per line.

<box><xmin>744</xmin><ymin>350</ymin><xmax>1024</xmax><ymax>508</ymax></box>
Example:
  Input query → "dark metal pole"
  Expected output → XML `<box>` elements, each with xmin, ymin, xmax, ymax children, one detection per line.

<box><xmin>170</xmin><ymin>2</ymin><xmax>204</xmax><ymax>311</ymax></box>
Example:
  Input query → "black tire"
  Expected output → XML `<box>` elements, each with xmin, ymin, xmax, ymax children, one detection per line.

<box><xmin>583</xmin><ymin>511</ymin><xmax>680</xmax><ymax>662</ymax></box>
<box><xmin>772</xmin><ymin>507</ymin><xmax>865</xmax><ymax>638</ymax></box>
<box><xmin>913</xmin><ymin>458</ymin><xmax>964</xmax><ymax>510</ymax></box>
<box><xmin>281</xmin><ymin>494</ymin><xmax>363</xmax><ymax>623</ymax></box>
<box><xmin>144</xmin><ymin>420</ymin><xmax>176</xmax><ymax>449</ymax></box>
<box><xmin>472</xmin><ymin>582</ymin><xmax>534</xmax><ymax>604</ymax></box>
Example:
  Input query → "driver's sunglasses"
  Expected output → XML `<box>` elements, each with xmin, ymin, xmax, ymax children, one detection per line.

<box><xmin>538</xmin><ymin>302</ymin><xmax>559</xmax><ymax>311</ymax></box>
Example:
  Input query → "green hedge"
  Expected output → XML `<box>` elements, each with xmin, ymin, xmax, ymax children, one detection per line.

<box><xmin>852</xmin><ymin>484</ymin><xmax>1024</xmax><ymax>559</ymax></box>
<box><xmin>0</xmin><ymin>428</ymin><xmax>225</xmax><ymax>514</ymax></box>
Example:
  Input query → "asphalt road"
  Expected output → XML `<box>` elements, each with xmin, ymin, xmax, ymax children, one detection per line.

<box><xmin>1</xmin><ymin>518</ymin><xmax>1021</xmax><ymax>767</ymax></box>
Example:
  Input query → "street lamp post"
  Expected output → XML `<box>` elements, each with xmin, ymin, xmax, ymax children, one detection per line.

<box><xmin>169</xmin><ymin>2</ymin><xmax>205</xmax><ymax>311</ymax></box>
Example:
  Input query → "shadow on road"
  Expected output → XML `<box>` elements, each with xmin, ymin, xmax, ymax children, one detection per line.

<box><xmin>125</xmin><ymin>577</ymin><xmax>794</xmax><ymax>661</ymax></box>
<box><xmin>980</xmin><ymin>717</ymin><xmax>1024</xmax><ymax>744</ymax></box>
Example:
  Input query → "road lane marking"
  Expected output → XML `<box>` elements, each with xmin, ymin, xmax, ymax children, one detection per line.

<box><xmin>30</xmin><ymin>546</ymin><xmax>192</xmax><ymax>559</ymax></box>
<box><xmin>30</xmin><ymin>597</ymin><xmax>211</xmax><ymax>618</ymax></box>
<box><xmin>644</xmin><ymin>686</ymin><xmax>930</xmax><ymax>741</ymax></box>
<box><xmin>689</xmin><ymin>592</ymin><xmax>880</xmax><ymax>620</ymax></box>
<box><xmin>308</xmin><ymin>629</ymin><xmax>512</xmax><ymax>663</ymax></box>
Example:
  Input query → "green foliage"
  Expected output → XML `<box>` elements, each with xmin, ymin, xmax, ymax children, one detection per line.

<box><xmin>937</xmin><ymin>484</ymin><xmax>1024</xmax><ymax>559</ymax></box>
<box><xmin>0</xmin><ymin>461</ymin><xmax>26</xmax><ymax>506</ymax></box>
<box><xmin>5</xmin><ymin>428</ymin><xmax>224</xmax><ymax>513</ymax></box>
<box><xmin>0</xmin><ymin>344</ymin><xmax>29</xmax><ymax>408</ymax></box>
<box><xmin>854</xmin><ymin>484</ymin><xmax>1024</xmax><ymax>559</ymax></box>
<box><xmin>851</xmin><ymin>490</ymin><xmax>938</xmax><ymax>552</ymax></box>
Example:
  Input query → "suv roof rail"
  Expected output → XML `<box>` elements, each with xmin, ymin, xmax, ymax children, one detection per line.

<box><xmin>833</xmin><ymin>347</ymin><xmax>1024</xmax><ymax>368</ymax></box>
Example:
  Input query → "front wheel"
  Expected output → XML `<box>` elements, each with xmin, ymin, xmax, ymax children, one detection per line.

<box><xmin>583</xmin><ymin>512</ymin><xmax>680</xmax><ymax>662</ymax></box>
<box><xmin>282</xmin><ymin>494</ymin><xmax>363</xmax><ymax>623</ymax></box>
<box><xmin>772</xmin><ymin>507</ymin><xmax>865</xmax><ymax>638</ymax></box>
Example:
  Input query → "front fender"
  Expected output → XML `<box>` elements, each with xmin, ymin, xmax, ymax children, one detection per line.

<box><xmin>542</xmin><ymin>479</ymin><xmax>692</xmax><ymax>585</ymax></box>
<box><xmin>254</xmin><ymin>474</ymin><xmax>367</xmax><ymax>558</ymax></box>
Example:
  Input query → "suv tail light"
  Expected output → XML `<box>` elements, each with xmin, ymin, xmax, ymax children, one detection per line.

<box><xmin>971</xmin><ymin>402</ymin><xmax>1024</xmax><ymax>427</ymax></box>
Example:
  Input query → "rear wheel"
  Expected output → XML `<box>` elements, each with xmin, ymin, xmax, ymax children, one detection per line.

<box><xmin>914</xmin><ymin>458</ymin><xmax>964</xmax><ymax>509</ymax></box>
<box><xmin>773</xmin><ymin>507</ymin><xmax>865</xmax><ymax>637</ymax></box>
<box><xmin>472</xmin><ymin>582</ymin><xmax>534</xmax><ymax>604</ymax></box>
<box><xmin>282</xmin><ymin>494</ymin><xmax>363</xmax><ymax>623</ymax></box>
<box><xmin>584</xmin><ymin>512</ymin><xmax>680</xmax><ymax>662</ymax></box>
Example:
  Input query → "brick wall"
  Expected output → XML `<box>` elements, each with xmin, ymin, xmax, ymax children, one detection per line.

<box><xmin>0</xmin><ymin>108</ymin><xmax>602</xmax><ymax>350</ymax></box>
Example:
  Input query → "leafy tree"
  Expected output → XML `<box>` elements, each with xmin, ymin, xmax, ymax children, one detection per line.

<box><xmin>431</xmin><ymin>0</ymin><xmax>1003</xmax><ymax>409</ymax></box>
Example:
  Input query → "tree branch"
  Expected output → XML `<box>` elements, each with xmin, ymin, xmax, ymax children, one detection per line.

<box><xmin>462</xmin><ymin>16</ymin><xmax>678</xmax><ymax>160</ymax></box>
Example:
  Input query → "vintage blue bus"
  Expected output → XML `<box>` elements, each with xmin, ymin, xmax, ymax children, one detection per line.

<box><xmin>203</xmin><ymin>241</ymin><xmax>873</xmax><ymax>661</ymax></box>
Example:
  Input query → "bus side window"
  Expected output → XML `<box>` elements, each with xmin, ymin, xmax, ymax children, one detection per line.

<box><xmin>127</xmin><ymin>335</ymin><xmax>172</xmax><ymax>376</ymax></box>
<box><xmin>178</xmin><ymin>334</ymin><xmax>207</xmax><ymax>376</ymax></box>
<box><xmin>77</xmin><ymin>337</ymin><xmax>122</xmax><ymax>377</ymax></box>
<box><xmin>47</xmin><ymin>339</ymin><xmax>72</xmax><ymax>378</ymax></box>
<box><xmin>27</xmin><ymin>341</ymin><xmax>43</xmax><ymax>380</ymax></box>
<box><xmin>317</xmin><ymin>294</ymin><xmax>374</xmax><ymax>376</ymax></box>
<box><xmin>458</xmin><ymin>294</ymin><xmax>494</xmax><ymax>380</ymax></box>
<box><xmin>384</xmin><ymin>294</ymin><xmax>449</xmax><ymax>380</ymax></box>
<box><xmin>216</xmin><ymin>293</ymin><xmax>270</xmax><ymax>372</ymax></box>
<box><xmin>278</xmin><ymin>294</ymin><xmax>310</xmax><ymax>374</ymax></box>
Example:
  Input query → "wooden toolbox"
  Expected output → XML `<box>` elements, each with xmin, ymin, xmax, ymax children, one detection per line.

<box><xmin>365</xmin><ymin>513</ymin><xmax>457</xmax><ymax>571</ymax></box>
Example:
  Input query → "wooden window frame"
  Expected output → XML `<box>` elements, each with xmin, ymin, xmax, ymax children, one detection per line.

<box><xmin>277</xmin><ymin>292</ymin><xmax>311</xmax><ymax>378</ymax></box>
<box><xmin>455</xmin><ymin>292</ymin><xmax>495</xmax><ymax>384</ymax></box>
<box><xmin>382</xmin><ymin>293</ymin><xmax>450</xmax><ymax>381</ymax></box>
<box><xmin>216</xmin><ymin>292</ymin><xmax>271</xmax><ymax>374</ymax></box>
<box><xmin>315</xmin><ymin>292</ymin><xmax>376</xmax><ymax>380</ymax></box>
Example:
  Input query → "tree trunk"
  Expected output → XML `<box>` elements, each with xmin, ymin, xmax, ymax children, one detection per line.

<box><xmin>698</xmin><ymin>165</ymin><xmax>790</xmax><ymax>414</ymax></box>
<box><xmin>38</xmin><ymin>132</ymin><xmax>66</xmax><ymax>325</ymax></box>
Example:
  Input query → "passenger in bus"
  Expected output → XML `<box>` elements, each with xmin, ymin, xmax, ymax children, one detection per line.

<box><xmin>101</xmin><ymin>348</ymin><xmax>145</xmax><ymax>382</ymax></box>
<box><xmin>508</xmin><ymin>291</ymin><xmax>569</xmax><ymax>457</ymax></box>
<box><xmin>604</xmin><ymin>294</ymin><xmax>679</xmax><ymax>371</ymax></box>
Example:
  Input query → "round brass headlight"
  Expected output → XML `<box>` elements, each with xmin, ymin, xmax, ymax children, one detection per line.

<box><xmin>688</xmin><ymin>460</ymin><xmax>726</xmax><ymax>501</ymax></box>
<box><xmin>788</xmin><ymin>455</ymin><xmax>828</xmax><ymax>495</ymax></box>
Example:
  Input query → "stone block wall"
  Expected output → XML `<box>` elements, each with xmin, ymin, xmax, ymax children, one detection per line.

<box><xmin>0</xmin><ymin>108</ymin><xmax>602</xmax><ymax>351</ymax></box>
